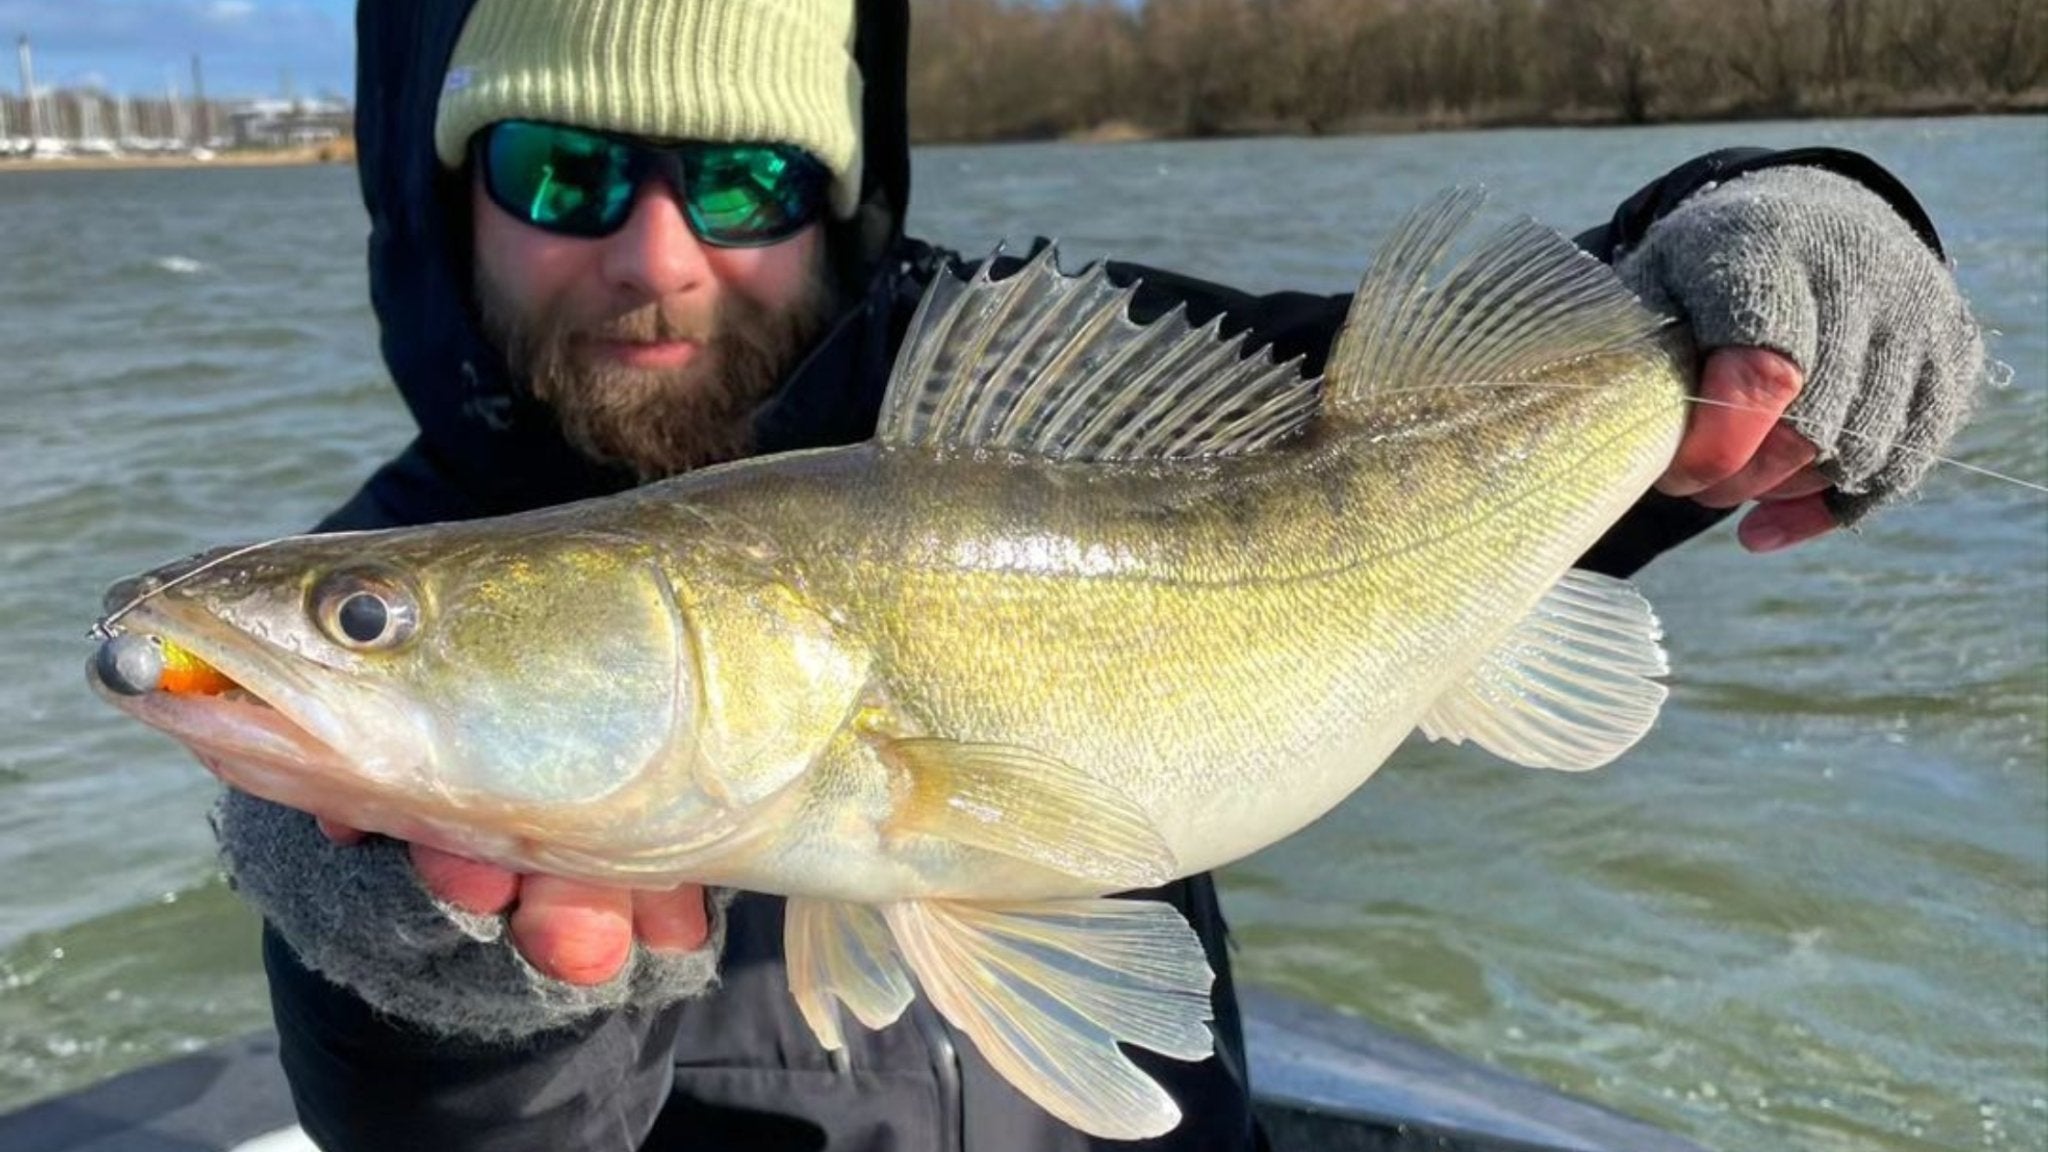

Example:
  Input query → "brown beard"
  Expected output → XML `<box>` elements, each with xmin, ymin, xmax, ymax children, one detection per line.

<box><xmin>476</xmin><ymin>265</ymin><xmax>835</xmax><ymax>481</ymax></box>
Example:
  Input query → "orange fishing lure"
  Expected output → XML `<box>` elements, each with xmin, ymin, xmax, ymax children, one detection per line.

<box><xmin>157</xmin><ymin>639</ymin><xmax>237</xmax><ymax>696</ymax></box>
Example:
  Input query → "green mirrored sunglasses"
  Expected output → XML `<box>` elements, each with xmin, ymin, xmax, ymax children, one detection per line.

<box><xmin>474</xmin><ymin>120</ymin><xmax>830</xmax><ymax>247</ymax></box>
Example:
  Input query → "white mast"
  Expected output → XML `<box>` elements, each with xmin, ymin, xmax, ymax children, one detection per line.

<box><xmin>165</xmin><ymin>71</ymin><xmax>185</xmax><ymax>147</ymax></box>
<box><xmin>189</xmin><ymin>54</ymin><xmax>206</xmax><ymax>146</ymax></box>
<box><xmin>15</xmin><ymin>33</ymin><xmax>41</xmax><ymax>149</ymax></box>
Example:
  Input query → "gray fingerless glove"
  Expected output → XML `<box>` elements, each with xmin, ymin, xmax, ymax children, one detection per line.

<box><xmin>214</xmin><ymin>787</ymin><xmax>732</xmax><ymax>1043</ymax></box>
<box><xmin>1616</xmin><ymin>165</ymin><xmax>1985</xmax><ymax>524</ymax></box>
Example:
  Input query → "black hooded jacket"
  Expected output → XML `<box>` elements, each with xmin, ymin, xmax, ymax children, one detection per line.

<box><xmin>262</xmin><ymin>3</ymin><xmax>1946</xmax><ymax>1149</ymax></box>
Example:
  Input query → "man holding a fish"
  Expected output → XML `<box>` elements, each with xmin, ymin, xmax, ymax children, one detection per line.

<box><xmin>161</xmin><ymin>0</ymin><xmax>1982</xmax><ymax>1148</ymax></box>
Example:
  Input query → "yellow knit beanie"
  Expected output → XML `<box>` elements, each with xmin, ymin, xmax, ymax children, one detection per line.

<box><xmin>434</xmin><ymin>0</ymin><xmax>863</xmax><ymax>220</ymax></box>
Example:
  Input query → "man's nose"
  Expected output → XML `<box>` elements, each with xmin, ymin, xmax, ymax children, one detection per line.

<box><xmin>599</xmin><ymin>181</ymin><xmax>710</xmax><ymax>298</ymax></box>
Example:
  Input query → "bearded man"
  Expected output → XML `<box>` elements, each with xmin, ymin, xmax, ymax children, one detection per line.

<box><xmin>215</xmin><ymin>1</ymin><xmax>1985</xmax><ymax>1148</ymax></box>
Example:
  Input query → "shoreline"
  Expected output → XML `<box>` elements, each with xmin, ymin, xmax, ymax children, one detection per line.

<box><xmin>969</xmin><ymin>99</ymin><xmax>2048</xmax><ymax>148</ymax></box>
<box><xmin>0</xmin><ymin>142</ymin><xmax>356</xmax><ymax>173</ymax></box>
<box><xmin>3</xmin><ymin>103</ymin><xmax>2039</xmax><ymax>173</ymax></box>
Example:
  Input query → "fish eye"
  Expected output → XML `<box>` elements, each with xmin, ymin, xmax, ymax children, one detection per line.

<box><xmin>337</xmin><ymin>592</ymin><xmax>389</xmax><ymax>644</ymax></box>
<box><xmin>311</xmin><ymin>569</ymin><xmax>419</xmax><ymax>652</ymax></box>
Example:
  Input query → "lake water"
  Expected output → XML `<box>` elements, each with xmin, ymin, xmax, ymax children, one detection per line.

<box><xmin>1</xmin><ymin>117</ymin><xmax>2042</xmax><ymax>1152</ymax></box>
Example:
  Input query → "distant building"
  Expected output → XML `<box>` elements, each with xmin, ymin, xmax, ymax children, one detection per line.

<box><xmin>225</xmin><ymin>97</ymin><xmax>351</xmax><ymax>149</ymax></box>
<box><xmin>1</xmin><ymin>83</ymin><xmax>354</xmax><ymax>157</ymax></box>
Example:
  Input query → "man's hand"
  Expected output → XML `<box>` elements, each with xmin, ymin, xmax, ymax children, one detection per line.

<box><xmin>1656</xmin><ymin>347</ymin><xmax>1838</xmax><ymax>554</ymax></box>
<box><xmin>1618</xmin><ymin>166</ymin><xmax>1985</xmax><ymax>532</ymax></box>
<box><xmin>316</xmin><ymin>817</ymin><xmax>710</xmax><ymax>986</ymax></box>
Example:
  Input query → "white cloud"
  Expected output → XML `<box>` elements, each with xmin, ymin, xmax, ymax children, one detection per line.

<box><xmin>205</xmin><ymin>1</ymin><xmax>257</xmax><ymax>21</ymax></box>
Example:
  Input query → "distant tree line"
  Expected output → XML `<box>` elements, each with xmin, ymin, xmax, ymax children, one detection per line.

<box><xmin>906</xmin><ymin>0</ymin><xmax>2048</xmax><ymax>142</ymax></box>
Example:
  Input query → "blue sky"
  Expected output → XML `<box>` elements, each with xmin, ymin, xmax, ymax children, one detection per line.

<box><xmin>2</xmin><ymin>0</ymin><xmax>354</xmax><ymax>100</ymax></box>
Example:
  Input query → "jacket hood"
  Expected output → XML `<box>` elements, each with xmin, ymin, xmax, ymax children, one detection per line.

<box><xmin>352</xmin><ymin>0</ymin><xmax>913</xmax><ymax>516</ymax></box>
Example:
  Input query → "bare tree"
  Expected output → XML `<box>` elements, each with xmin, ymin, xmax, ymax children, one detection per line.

<box><xmin>902</xmin><ymin>0</ymin><xmax>2046</xmax><ymax>143</ymax></box>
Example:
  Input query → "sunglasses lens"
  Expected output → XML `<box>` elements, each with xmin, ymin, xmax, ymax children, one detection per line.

<box><xmin>685</xmin><ymin>145</ymin><xmax>825</xmax><ymax>246</ymax></box>
<box><xmin>484</xmin><ymin>121</ymin><xmax>633</xmax><ymax>237</ymax></box>
<box><xmin>480</xmin><ymin>123</ymin><xmax>826</xmax><ymax>246</ymax></box>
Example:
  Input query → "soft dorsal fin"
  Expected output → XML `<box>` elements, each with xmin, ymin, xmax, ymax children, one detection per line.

<box><xmin>877</xmin><ymin>246</ymin><xmax>1317</xmax><ymax>460</ymax></box>
<box><xmin>1324</xmin><ymin>188</ymin><xmax>1674</xmax><ymax>411</ymax></box>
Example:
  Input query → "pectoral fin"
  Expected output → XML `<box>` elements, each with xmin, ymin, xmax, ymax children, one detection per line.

<box><xmin>878</xmin><ymin>736</ymin><xmax>1177</xmax><ymax>888</ymax></box>
<box><xmin>1420</xmin><ymin>569</ymin><xmax>1670</xmax><ymax>770</ymax></box>
<box><xmin>786</xmin><ymin>897</ymin><xmax>915</xmax><ymax>1051</ymax></box>
<box><xmin>885</xmin><ymin>897</ymin><xmax>1215</xmax><ymax>1139</ymax></box>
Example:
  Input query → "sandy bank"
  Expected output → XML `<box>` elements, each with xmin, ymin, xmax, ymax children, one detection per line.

<box><xmin>0</xmin><ymin>141</ymin><xmax>356</xmax><ymax>174</ymax></box>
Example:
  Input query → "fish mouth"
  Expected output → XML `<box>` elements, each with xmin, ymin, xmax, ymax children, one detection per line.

<box><xmin>87</xmin><ymin>601</ymin><xmax>577</xmax><ymax>866</ymax></box>
<box><xmin>87</xmin><ymin>602</ymin><xmax>377</xmax><ymax>814</ymax></box>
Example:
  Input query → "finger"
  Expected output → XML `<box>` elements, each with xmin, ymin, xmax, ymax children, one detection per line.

<box><xmin>510</xmin><ymin>876</ymin><xmax>635</xmax><ymax>986</ymax></box>
<box><xmin>409</xmin><ymin>843</ymin><xmax>520</xmax><ymax>915</ymax></box>
<box><xmin>1691</xmin><ymin>421</ymin><xmax>1819</xmax><ymax>508</ymax></box>
<box><xmin>632</xmin><ymin>884</ymin><xmax>711</xmax><ymax>954</ymax></box>
<box><xmin>1657</xmin><ymin>349</ymin><xmax>1804</xmax><ymax>497</ymax></box>
<box><xmin>1756</xmin><ymin>464</ymin><xmax>1834</xmax><ymax>502</ymax></box>
<box><xmin>1736</xmin><ymin>492</ymin><xmax>1838</xmax><ymax>553</ymax></box>
<box><xmin>315</xmin><ymin>816</ymin><xmax>366</xmax><ymax>846</ymax></box>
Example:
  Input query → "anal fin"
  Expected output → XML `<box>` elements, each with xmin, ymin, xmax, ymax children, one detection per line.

<box><xmin>1420</xmin><ymin>569</ymin><xmax>1670</xmax><ymax>770</ymax></box>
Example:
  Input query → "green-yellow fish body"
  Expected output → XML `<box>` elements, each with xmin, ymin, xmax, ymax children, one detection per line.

<box><xmin>659</xmin><ymin>383</ymin><xmax>1682</xmax><ymax>902</ymax></box>
<box><xmin>92</xmin><ymin>192</ymin><xmax>1690</xmax><ymax>1138</ymax></box>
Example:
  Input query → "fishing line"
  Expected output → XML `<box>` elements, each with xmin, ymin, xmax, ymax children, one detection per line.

<box><xmin>1352</xmin><ymin>376</ymin><xmax>2048</xmax><ymax>496</ymax></box>
<box><xmin>90</xmin><ymin>534</ymin><xmax>312</xmax><ymax>640</ymax></box>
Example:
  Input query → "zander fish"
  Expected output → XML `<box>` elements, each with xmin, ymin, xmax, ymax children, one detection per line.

<box><xmin>90</xmin><ymin>192</ymin><xmax>1691</xmax><ymax>1139</ymax></box>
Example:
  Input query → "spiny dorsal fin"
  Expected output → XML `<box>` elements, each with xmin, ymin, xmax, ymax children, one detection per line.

<box><xmin>1325</xmin><ymin>188</ymin><xmax>1673</xmax><ymax>411</ymax></box>
<box><xmin>877</xmin><ymin>246</ymin><xmax>1317</xmax><ymax>460</ymax></box>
